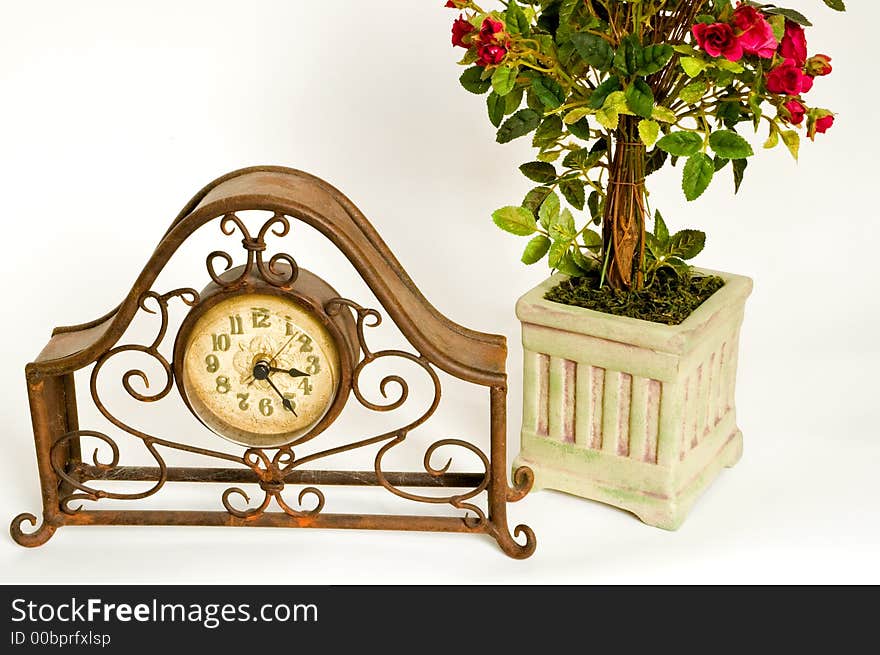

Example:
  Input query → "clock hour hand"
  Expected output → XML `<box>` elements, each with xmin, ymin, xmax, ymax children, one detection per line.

<box><xmin>267</xmin><ymin>366</ymin><xmax>310</xmax><ymax>378</ymax></box>
<box><xmin>252</xmin><ymin>361</ymin><xmax>298</xmax><ymax>416</ymax></box>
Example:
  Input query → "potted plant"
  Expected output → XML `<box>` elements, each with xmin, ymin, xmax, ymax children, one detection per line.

<box><xmin>442</xmin><ymin>0</ymin><xmax>844</xmax><ymax>529</ymax></box>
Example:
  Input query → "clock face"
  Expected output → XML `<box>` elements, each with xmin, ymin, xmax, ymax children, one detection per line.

<box><xmin>178</xmin><ymin>293</ymin><xmax>340</xmax><ymax>448</ymax></box>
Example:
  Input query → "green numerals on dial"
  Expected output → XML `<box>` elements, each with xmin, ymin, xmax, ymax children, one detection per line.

<box><xmin>305</xmin><ymin>355</ymin><xmax>321</xmax><ymax>375</ymax></box>
<box><xmin>259</xmin><ymin>398</ymin><xmax>274</xmax><ymax>417</ymax></box>
<box><xmin>212</xmin><ymin>334</ymin><xmax>230</xmax><ymax>352</ymax></box>
<box><xmin>229</xmin><ymin>315</ymin><xmax>244</xmax><ymax>335</ymax></box>
<box><xmin>216</xmin><ymin>376</ymin><xmax>231</xmax><ymax>394</ymax></box>
<box><xmin>299</xmin><ymin>378</ymin><xmax>313</xmax><ymax>396</ymax></box>
<box><xmin>237</xmin><ymin>393</ymin><xmax>250</xmax><ymax>410</ymax></box>
<box><xmin>205</xmin><ymin>354</ymin><xmax>220</xmax><ymax>373</ymax></box>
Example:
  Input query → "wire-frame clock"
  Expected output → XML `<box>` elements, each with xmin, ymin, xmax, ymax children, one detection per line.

<box><xmin>10</xmin><ymin>166</ymin><xmax>536</xmax><ymax>559</ymax></box>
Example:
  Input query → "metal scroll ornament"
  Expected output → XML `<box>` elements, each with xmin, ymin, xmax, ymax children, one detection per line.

<box><xmin>11</xmin><ymin>166</ymin><xmax>535</xmax><ymax>558</ymax></box>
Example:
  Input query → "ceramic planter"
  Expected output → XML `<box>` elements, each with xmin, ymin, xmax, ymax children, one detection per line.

<box><xmin>513</xmin><ymin>269</ymin><xmax>752</xmax><ymax>530</ymax></box>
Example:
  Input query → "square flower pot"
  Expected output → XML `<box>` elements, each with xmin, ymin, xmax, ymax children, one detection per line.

<box><xmin>513</xmin><ymin>269</ymin><xmax>752</xmax><ymax>530</ymax></box>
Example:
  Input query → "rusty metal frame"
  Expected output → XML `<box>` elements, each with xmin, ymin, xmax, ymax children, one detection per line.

<box><xmin>10</xmin><ymin>166</ymin><xmax>536</xmax><ymax>559</ymax></box>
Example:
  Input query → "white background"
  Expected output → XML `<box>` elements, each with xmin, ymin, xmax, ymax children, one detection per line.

<box><xmin>1</xmin><ymin>1</ymin><xmax>877</xmax><ymax>584</ymax></box>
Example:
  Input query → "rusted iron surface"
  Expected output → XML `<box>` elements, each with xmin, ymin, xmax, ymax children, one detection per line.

<box><xmin>11</xmin><ymin>166</ymin><xmax>536</xmax><ymax>558</ymax></box>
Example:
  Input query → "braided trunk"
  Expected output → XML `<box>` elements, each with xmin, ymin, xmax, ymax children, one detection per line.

<box><xmin>602</xmin><ymin>116</ymin><xmax>648</xmax><ymax>291</ymax></box>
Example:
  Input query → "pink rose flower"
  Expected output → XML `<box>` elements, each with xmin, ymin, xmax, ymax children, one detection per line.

<box><xmin>766</xmin><ymin>59</ymin><xmax>813</xmax><ymax>95</ymax></box>
<box><xmin>693</xmin><ymin>23</ymin><xmax>743</xmax><ymax>61</ymax></box>
<box><xmin>780</xmin><ymin>21</ymin><xmax>808</xmax><ymax>66</ymax></box>
<box><xmin>784</xmin><ymin>99</ymin><xmax>807</xmax><ymax>125</ymax></box>
<box><xmin>733</xmin><ymin>4</ymin><xmax>777</xmax><ymax>59</ymax></box>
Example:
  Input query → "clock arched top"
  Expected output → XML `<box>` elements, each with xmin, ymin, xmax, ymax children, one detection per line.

<box><xmin>31</xmin><ymin>166</ymin><xmax>506</xmax><ymax>387</ymax></box>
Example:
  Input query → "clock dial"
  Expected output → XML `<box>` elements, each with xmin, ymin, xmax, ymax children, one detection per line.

<box><xmin>179</xmin><ymin>293</ymin><xmax>340</xmax><ymax>448</ymax></box>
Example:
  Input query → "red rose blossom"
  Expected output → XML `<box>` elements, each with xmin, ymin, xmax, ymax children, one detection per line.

<box><xmin>693</xmin><ymin>23</ymin><xmax>743</xmax><ymax>61</ymax></box>
<box><xmin>444</xmin><ymin>1</ymin><xmax>467</xmax><ymax>8</ymax></box>
<box><xmin>451</xmin><ymin>15</ymin><xmax>475</xmax><ymax>48</ymax></box>
<box><xmin>806</xmin><ymin>54</ymin><xmax>833</xmax><ymax>77</ymax></box>
<box><xmin>779</xmin><ymin>21</ymin><xmax>808</xmax><ymax>66</ymax></box>
<box><xmin>479</xmin><ymin>17</ymin><xmax>505</xmax><ymax>43</ymax></box>
<box><xmin>733</xmin><ymin>4</ymin><xmax>777</xmax><ymax>59</ymax></box>
<box><xmin>814</xmin><ymin>114</ymin><xmax>834</xmax><ymax>135</ymax></box>
<box><xmin>784</xmin><ymin>99</ymin><xmax>807</xmax><ymax>125</ymax></box>
<box><xmin>766</xmin><ymin>59</ymin><xmax>813</xmax><ymax>95</ymax></box>
<box><xmin>477</xmin><ymin>43</ymin><xmax>507</xmax><ymax>66</ymax></box>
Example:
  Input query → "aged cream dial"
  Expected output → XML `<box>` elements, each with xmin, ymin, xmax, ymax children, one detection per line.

<box><xmin>179</xmin><ymin>293</ymin><xmax>340</xmax><ymax>448</ymax></box>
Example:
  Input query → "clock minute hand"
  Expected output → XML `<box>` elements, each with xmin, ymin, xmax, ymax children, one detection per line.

<box><xmin>252</xmin><ymin>361</ymin><xmax>298</xmax><ymax>416</ymax></box>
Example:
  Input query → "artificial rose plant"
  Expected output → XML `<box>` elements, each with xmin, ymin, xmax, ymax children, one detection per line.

<box><xmin>443</xmin><ymin>0</ymin><xmax>844</xmax><ymax>291</ymax></box>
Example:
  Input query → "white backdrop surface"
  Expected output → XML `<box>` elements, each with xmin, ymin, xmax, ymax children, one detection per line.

<box><xmin>0</xmin><ymin>1</ymin><xmax>877</xmax><ymax>584</ymax></box>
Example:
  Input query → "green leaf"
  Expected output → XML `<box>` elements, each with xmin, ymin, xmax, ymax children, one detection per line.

<box><xmin>781</xmin><ymin>130</ymin><xmax>800</xmax><ymax>161</ymax></box>
<box><xmin>637</xmin><ymin>44</ymin><xmax>674</xmax><ymax>75</ymax></box>
<box><xmin>656</xmin><ymin>131</ymin><xmax>703</xmax><ymax>157</ymax></box>
<box><xmin>537</xmin><ymin>150</ymin><xmax>561</xmax><ymax>163</ymax></box>
<box><xmin>570</xmin><ymin>247</ymin><xmax>597</xmax><ymax>272</ymax></box>
<box><xmin>492</xmin><ymin>66</ymin><xmax>518</xmax><ymax>97</ymax></box>
<box><xmin>652</xmin><ymin>106</ymin><xmax>678</xmax><ymax>124</ymax></box>
<box><xmin>548</xmin><ymin>239</ymin><xmax>569</xmax><ymax>268</ymax></box>
<box><xmin>532</xmin><ymin>76</ymin><xmax>566</xmax><ymax>109</ymax></box>
<box><xmin>768</xmin><ymin>14</ymin><xmax>786</xmax><ymax>42</ymax></box>
<box><xmin>625</xmin><ymin>79</ymin><xmax>655</xmax><ymax>119</ymax></box>
<box><xmin>670</xmin><ymin>230</ymin><xmax>706</xmax><ymax>260</ymax></box>
<box><xmin>587</xmin><ymin>190</ymin><xmax>600</xmax><ymax>219</ymax></box>
<box><xmin>654</xmin><ymin>210</ymin><xmax>669</xmax><ymax>246</ymax></box>
<box><xmin>570</xmin><ymin>32</ymin><xmax>613</xmax><ymax>70</ymax></box>
<box><xmin>563</xmin><ymin>147</ymin><xmax>602</xmax><ymax>170</ymax></box>
<box><xmin>588</xmin><ymin>76</ymin><xmax>621</xmax><ymax>109</ymax></box>
<box><xmin>764</xmin><ymin>124</ymin><xmax>780</xmax><ymax>149</ymax></box>
<box><xmin>504</xmin><ymin>86</ymin><xmax>524</xmax><ymax>114</ymax></box>
<box><xmin>638</xmin><ymin>119</ymin><xmax>660</xmax><ymax>148</ymax></box>
<box><xmin>538</xmin><ymin>192</ymin><xmax>561</xmax><ymax>229</ymax></box>
<box><xmin>708</xmin><ymin>130</ymin><xmax>754</xmax><ymax>159</ymax></box>
<box><xmin>533</xmin><ymin>115</ymin><xmax>564</xmax><ymax>149</ymax></box>
<box><xmin>560</xmin><ymin>179</ymin><xmax>586</xmax><ymax>210</ymax></box>
<box><xmin>556</xmin><ymin>252</ymin><xmax>586</xmax><ymax>277</ymax></box>
<box><xmin>613</xmin><ymin>35</ymin><xmax>643</xmax><ymax>76</ymax></box>
<box><xmin>682</xmin><ymin>154</ymin><xmax>714</xmax><ymax>201</ymax></box>
<box><xmin>582</xmin><ymin>229</ymin><xmax>603</xmax><ymax>251</ymax></box>
<box><xmin>460</xmin><ymin>66</ymin><xmax>491</xmax><ymax>94</ymax></box>
<box><xmin>568</xmin><ymin>116</ymin><xmax>591</xmax><ymax>140</ymax></box>
<box><xmin>497</xmin><ymin>109</ymin><xmax>541</xmax><ymax>144</ymax></box>
<box><xmin>505</xmin><ymin>0</ymin><xmax>530</xmax><ymax>34</ymax></box>
<box><xmin>550</xmin><ymin>208</ymin><xmax>576</xmax><ymax>241</ymax></box>
<box><xmin>524</xmin><ymin>187</ymin><xmax>552</xmax><ymax>218</ymax></box>
<box><xmin>520</xmin><ymin>161</ymin><xmax>557</xmax><ymax>184</ymax></box>
<box><xmin>564</xmin><ymin>107</ymin><xmax>592</xmax><ymax>125</ymax></box>
<box><xmin>492</xmin><ymin>206</ymin><xmax>536</xmax><ymax>236</ymax></box>
<box><xmin>487</xmin><ymin>93</ymin><xmax>505</xmax><ymax>128</ymax></box>
<box><xmin>823</xmin><ymin>0</ymin><xmax>846</xmax><ymax>10</ymax></box>
<box><xmin>522</xmin><ymin>235</ymin><xmax>551</xmax><ymax>265</ymax></box>
<box><xmin>764</xmin><ymin>7</ymin><xmax>812</xmax><ymax>26</ymax></box>
<box><xmin>733</xmin><ymin>158</ymin><xmax>747</xmax><ymax>194</ymax></box>
<box><xmin>714</xmin><ymin>156</ymin><xmax>730</xmax><ymax>172</ymax></box>
<box><xmin>679</xmin><ymin>80</ymin><xmax>708</xmax><ymax>104</ymax></box>
<box><xmin>663</xmin><ymin>256</ymin><xmax>692</xmax><ymax>278</ymax></box>
<box><xmin>680</xmin><ymin>57</ymin><xmax>708</xmax><ymax>78</ymax></box>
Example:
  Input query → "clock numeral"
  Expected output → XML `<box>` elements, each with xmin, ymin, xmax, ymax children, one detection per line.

<box><xmin>252</xmin><ymin>308</ymin><xmax>271</xmax><ymax>329</ymax></box>
<box><xmin>212</xmin><ymin>334</ymin><xmax>230</xmax><ymax>352</ymax></box>
<box><xmin>237</xmin><ymin>393</ymin><xmax>250</xmax><ymax>411</ymax></box>
<box><xmin>259</xmin><ymin>398</ymin><xmax>274</xmax><ymax>417</ymax></box>
<box><xmin>283</xmin><ymin>393</ymin><xmax>297</xmax><ymax>414</ymax></box>
<box><xmin>205</xmin><ymin>354</ymin><xmax>220</xmax><ymax>373</ymax></box>
<box><xmin>285</xmin><ymin>318</ymin><xmax>299</xmax><ymax>337</ymax></box>
<box><xmin>298</xmin><ymin>334</ymin><xmax>313</xmax><ymax>353</ymax></box>
<box><xmin>298</xmin><ymin>377</ymin><xmax>313</xmax><ymax>396</ymax></box>
<box><xmin>305</xmin><ymin>355</ymin><xmax>321</xmax><ymax>375</ymax></box>
<box><xmin>216</xmin><ymin>376</ymin><xmax>231</xmax><ymax>394</ymax></box>
<box><xmin>229</xmin><ymin>315</ymin><xmax>244</xmax><ymax>335</ymax></box>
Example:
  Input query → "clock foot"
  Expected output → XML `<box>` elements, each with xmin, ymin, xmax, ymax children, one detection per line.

<box><xmin>10</xmin><ymin>512</ymin><xmax>58</xmax><ymax>547</ymax></box>
<box><xmin>488</xmin><ymin>520</ymin><xmax>537</xmax><ymax>560</ymax></box>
